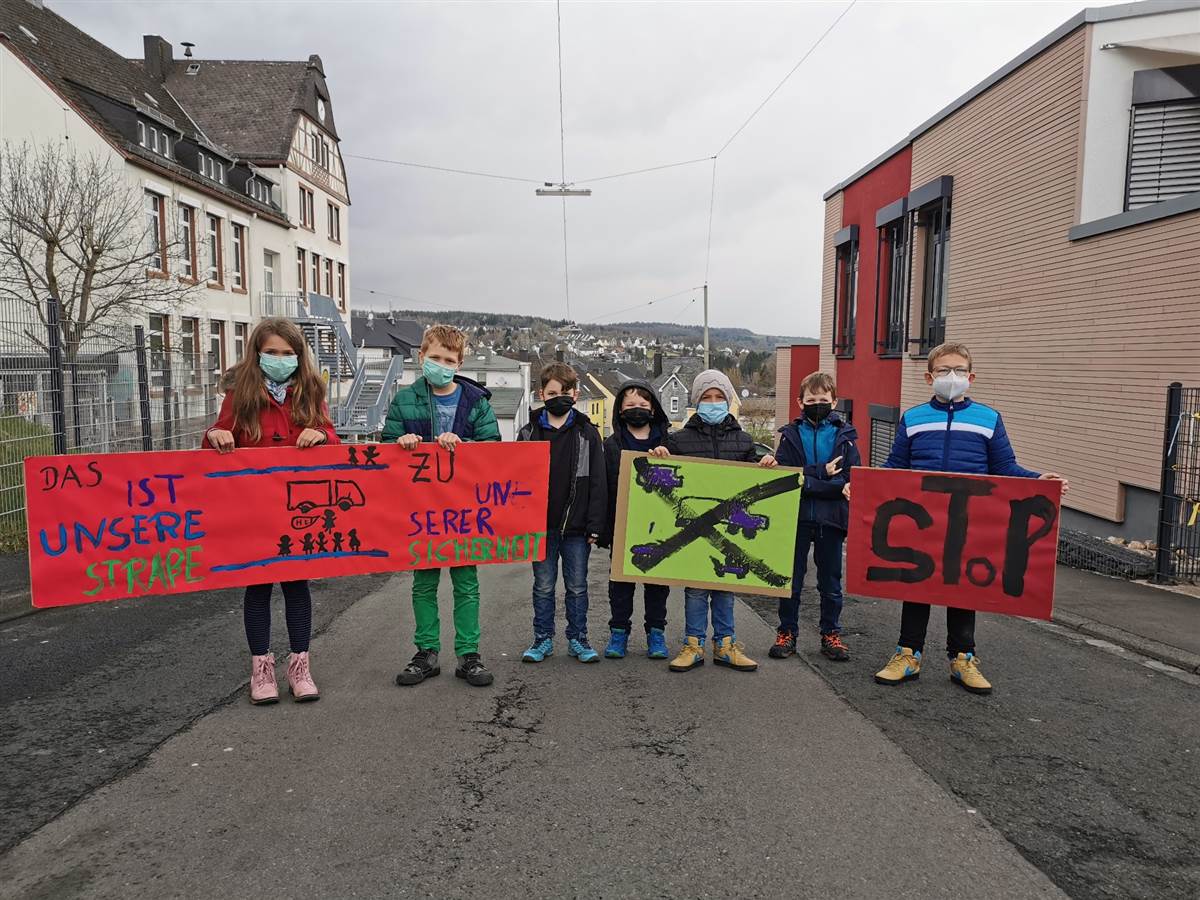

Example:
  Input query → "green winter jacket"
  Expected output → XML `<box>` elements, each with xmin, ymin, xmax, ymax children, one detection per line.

<box><xmin>382</xmin><ymin>375</ymin><xmax>501</xmax><ymax>442</ymax></box>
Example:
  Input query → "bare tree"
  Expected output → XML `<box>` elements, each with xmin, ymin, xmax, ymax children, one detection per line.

<box><xmin>0</xmin><ymin>140</ymin><xmax>200</xmax><ymax>360</ymax></box>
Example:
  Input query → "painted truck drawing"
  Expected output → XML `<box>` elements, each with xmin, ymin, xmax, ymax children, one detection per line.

<box><xmin>636</xmin><ymin>463</ymin><xmax>685</xmax><ymax>492</ymax></box>
<box><xmin>674</xmin><ymin>497</ymin><xmax>770</xmax><ymax>539</ymax></box>
<box><xmin>711</xmin><ymin>556</ymin><xmax>749</xmax><ymax>579</ymax></box>
<box><xmin>286</xmin><ymin>480</ymin><xmax>366</xmax><ymax>514</ymax></box>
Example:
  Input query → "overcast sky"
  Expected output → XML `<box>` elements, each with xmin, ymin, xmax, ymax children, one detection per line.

<box><xmin>56</xmin><ymin>0</ymin><xmax>1120</xmax><ymax>337</ymax></box>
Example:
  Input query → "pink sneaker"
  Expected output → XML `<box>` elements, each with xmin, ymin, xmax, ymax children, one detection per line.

<box><xmin>249</xmin><ymin>653</ymin><xmax>278</xmax><ymax>705</ymax></box>
<box><xmin>287</xmin><ymin>652</ymin><xmax>320</xmax><ymax>702</ymax></box>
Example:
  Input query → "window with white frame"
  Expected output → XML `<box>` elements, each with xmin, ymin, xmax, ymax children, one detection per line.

<box><xmin>323</xmin><ymin>258</ymin><xmax>333</xmax><ymax>296</ymax></box>
<box><xmin>206</xmin><ymin>214</ymin><xmax>222</xmax><ymax>285</ymax></box>
<box><xmin>149</xmin><ymin>313</ymin><xmax>168</xmax><ymax>383</ymax></box>
<box><xmin>231</xmin><ymin>223</ymin><xmax>245</xmax><ymax>289</ymax></box>
<box><xmin>137</xmin><ymin>121</ymin><xmax>146</xmax><ymax>147</ymax></box>
<box><xmin>144</xmin><ymin>191</ymin><xmax>165</xmax><ymax>273</ymax></box>
<box><xmin>310</xmin><ymin>252</ymin><xmax>320</xmax><ymax>295</ymax></box>
<box><xmin>328</xmin><ymin>203</ymin><xmax>341</xmax><ymax>241</ymax></box>
<box><xmin>180</xmin><ymin>317</ymin><xmax>200</xmax><ymax>386</ymax></box>
<box><xmin>670</xmin><ymin>395</ymin><xmax>679</xmax><ymax>415</ymax></box>
<box><xmin>234</xmin><ymin>322</ymin><xmax>247</xmax><ymax>362</ymax></box>
<box><xmin>179</xmin><ymin>205</ymin><xmax>195</xmax><ymax>278</ymax></box>
<box><xmin>209</xmin><ymin>321</ymin><xmax>225</xmax><ymax>374</ymax></box>
<box><xmin>337</xmin><ymin>262</ymin><xmax>346</xmax><ymax>310</ymax></box>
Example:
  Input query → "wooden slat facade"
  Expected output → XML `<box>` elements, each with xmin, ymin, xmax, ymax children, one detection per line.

<box><xmin>896</xmin><ymin>26</ymin><xmax>1200</xmax><ymax>522</ymax></box>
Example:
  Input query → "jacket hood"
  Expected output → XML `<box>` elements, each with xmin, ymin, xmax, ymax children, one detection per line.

<box><xmin>610</xmin><ymin>378</ymin><xmax>668</xmax><ymax>431</ymax></box>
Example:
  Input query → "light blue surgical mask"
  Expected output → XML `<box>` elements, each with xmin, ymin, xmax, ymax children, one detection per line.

<box><xmin>422</xmin><ymin>358</ymin><xmax>456</xmax><ymax>387</ymax></box>
<box><xmin>259</xmin><ymin>352</ymin><xmax>298</xmax><ymax>382</ymax></box>
<box><xmin>697</xmin><ymin>401</ymin><xmax>729</xmax><ymax>425</ymax></box>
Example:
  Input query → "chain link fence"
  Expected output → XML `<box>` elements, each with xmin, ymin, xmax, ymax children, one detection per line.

<box><xmin>1155</xmin><ymin>382</ymin><xmax>1200</xmax><ymax>583</ymax></box>
<box><xmin>0</xmin><ymin>298</ymin><xmax>221</xmax><ymax>549</ymax></box>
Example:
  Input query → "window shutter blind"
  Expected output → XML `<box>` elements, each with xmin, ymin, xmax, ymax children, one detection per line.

<box><xmin>1127</xmin><ymin>99</ymin><xmax>1200</xmax><ymax>209</ymax></box>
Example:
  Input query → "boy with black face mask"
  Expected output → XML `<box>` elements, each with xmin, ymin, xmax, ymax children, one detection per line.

<box><xmin>597</xmin><ymin>381</ymin><xmax>672</xmax><ymax>660</ymax></box>
<box><xmin>517</xmin><ymin>363</ymin><xmax>608</xmax><ymax>665</ymax></box>
<box><xmin>772</xmin><ymin>371</ymin><xmax>860</xmax><ymax>662</ymax></box>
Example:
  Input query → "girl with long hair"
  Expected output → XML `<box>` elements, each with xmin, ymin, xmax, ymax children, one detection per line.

<box><xmin>204</xmin><ymin>317</ymin><xmax>339</xmax><ymax>704</ymax></box>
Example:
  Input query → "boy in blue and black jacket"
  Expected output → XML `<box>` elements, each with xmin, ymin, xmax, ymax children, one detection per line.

<box><xmin>772</xmin><ymin>372</ymin><xmax>860</xmax><ymax>662</ymax></box>
<box><xmin>873</xmin><ymin>342</ymin><xmax>1067</xmax><ymax>695</ymax></box>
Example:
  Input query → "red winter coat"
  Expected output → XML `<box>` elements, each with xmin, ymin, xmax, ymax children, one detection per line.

<box><xmin>203</xmin><ymin>390</ymin><xmax>340</xmax><ymax>449</ymax></box>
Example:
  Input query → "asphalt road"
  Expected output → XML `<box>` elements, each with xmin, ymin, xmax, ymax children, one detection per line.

<box><xmin>0</xmin><ymin>564</ymin><xmax>1064</xmax><ymax>899</ymax></box>
<box><xmin>743</xmin><ymin>589</ymin><xmax>1200</xmax><ymax>900</ymax></box>
<box><xmin>0</xmin><ymin>575</ymin><xmax>382</xmax><ymax>856</ymax></box>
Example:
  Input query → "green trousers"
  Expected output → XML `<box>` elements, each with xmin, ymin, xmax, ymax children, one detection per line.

<box><xmin>411</xmin><ymin>566</ymin><xmax>480</xmax><ymax>656</ymax></box>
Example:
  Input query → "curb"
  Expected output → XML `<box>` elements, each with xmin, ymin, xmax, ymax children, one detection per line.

<box><xmin>1051</xmin><ymin>611</ymin><xmax>1200</xmax><ymax>675</ymax></box>
<box><xmin>0</xmin><ymin>593</ymin><xmax>35</xmax><ymax>626</ymax></box>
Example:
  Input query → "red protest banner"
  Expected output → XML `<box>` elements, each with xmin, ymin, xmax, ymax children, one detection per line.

<box><xmin>845</xmin><ymin>467</ymin><xmax>1062</xmax><ymax>620</ymax></box>
<box><xmin>25</xmin><ymin>442</ymin><xmax>548</xmax><ymax>608</ymax></box>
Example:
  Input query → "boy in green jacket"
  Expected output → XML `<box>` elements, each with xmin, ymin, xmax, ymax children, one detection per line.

<box><xmin>382</xmin><ymin>324</ymin><xmax>500</xmax><ymax>688</ymax></box>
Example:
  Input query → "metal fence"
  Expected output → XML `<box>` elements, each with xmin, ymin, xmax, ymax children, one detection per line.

<box><xmin>1155</xmin><ymin>382</ymin><xmax>1200</xmax><ymax>583</ymax></box>
<box><xmin>0</xmin><ymin>298</ymin><xmax>221</xmax><ymax>549</ymax></box>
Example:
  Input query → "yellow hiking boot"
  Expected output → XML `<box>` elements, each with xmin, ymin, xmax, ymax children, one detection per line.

<box><xmin>950</xmin><ymin>652</ymin><xmax>993</xmax><ymax>694</ymax></box>
<box><xmin>874</xmin><ymin>646</ymin><xmax>921</xmax><ymax>685</ymax></box>
<box><xmin>712</xmin><ymin>636</ymin><xmax>757</xmax><ymax>672</ymax></box>
<box><xmin>669</xmin><ymin>636</ymin><xmax>705</xmax><ymax>672</ymax></box>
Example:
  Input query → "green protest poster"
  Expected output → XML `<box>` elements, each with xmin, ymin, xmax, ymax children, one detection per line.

<box><xmin>610</xmin><ymin>452</ymin><xmax>802</xmax><ymax>597</ymax></box>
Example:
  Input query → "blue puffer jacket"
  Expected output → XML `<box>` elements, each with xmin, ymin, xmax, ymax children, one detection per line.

<box><xmin>776</xmin><ymin>413</ymin><xmax>860</xmax><ymax>532</ymax></box>
<box><xmin>884</xmin><ymin>397</ymin><xmax>1040</xmax><ymax>477</ymax></box>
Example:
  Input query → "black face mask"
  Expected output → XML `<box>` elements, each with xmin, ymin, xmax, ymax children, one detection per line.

<box><xmin>803</xmin><ymin>402</ymin><xmax>833</xmax><ymax>424</ymax></box>
<box><xmin>544</xmin><ymin>395</ymin><xmax>575</xmax><ymax>417</ymax></box>
<box><xmin>620</xmin><ymin>408</ymin><xmax>653</xmax><ymax>428</ymax></box>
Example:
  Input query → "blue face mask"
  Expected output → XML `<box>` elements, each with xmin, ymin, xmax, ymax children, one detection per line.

<box><xmin>697</xmin><ymin>401</ymin><xmax>729</xmax><ymax>425</ymax></box>
<box><xmin>259</xmin><ymin>352</ymin><xmax>298</xmax><ymax>383</ymax></box>
<box><xmin>422</xmin><ymin>358</ymin><xmax>456</xmax><ymax>387</ymax></box>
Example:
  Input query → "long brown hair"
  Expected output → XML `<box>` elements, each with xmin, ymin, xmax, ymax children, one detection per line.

<box><xmin>229</xmin><ymin>317</ymin><xmax>329</xmax><ymax>444</ymax></box>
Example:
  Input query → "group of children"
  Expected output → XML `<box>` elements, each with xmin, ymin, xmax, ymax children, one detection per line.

<box><xmin>206</xmin><ymin>320</ymin><xmax>1065</xmax><ymax>704</ymax></box>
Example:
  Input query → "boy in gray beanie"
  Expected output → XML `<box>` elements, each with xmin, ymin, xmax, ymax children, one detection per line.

<box><xmin>650</xmin><ymin>369</ymin><xmax>777</xmax><ymax>673</ymax></box>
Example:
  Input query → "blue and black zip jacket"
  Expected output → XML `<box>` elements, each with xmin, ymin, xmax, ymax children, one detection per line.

<box><xmin>777</xmin><ymin>413</ymin><xmax>859</xmax><ymax>532</ymax></box>
<box><xmin>883</xmin><ymin>397</ymin><xmax>1040</xmax><ymax>477</ymax></box>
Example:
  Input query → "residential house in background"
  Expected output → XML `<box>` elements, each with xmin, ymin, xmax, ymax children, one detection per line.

<box><xmin>351</xmin><ymin>311</ymin><xmax>423</xmax><ymax>363</ymax></box>
<box><xmin>818</xmin><ymin>0</ymin><xmax>1200</xmax><ymax>541</ymax></box>
<box><xmin>0</xmin><ymin>0</ymin><xmax>350</xmax><ymax>388</ymax></box>
<box><xmin>772</xmin><ymin>343</ymin><xmax>821</xmax><ymax>434</ymax></box>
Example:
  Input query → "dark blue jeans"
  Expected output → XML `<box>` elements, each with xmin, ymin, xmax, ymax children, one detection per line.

<box><xmin>778</xmin><ymin>523</ymin><xmax>844</xmax><ymax>637</ymax></box>
<box><xmin>531</xmin><ymin>532</ymin><xmax>591</xmax><ymax>641</ymax></box>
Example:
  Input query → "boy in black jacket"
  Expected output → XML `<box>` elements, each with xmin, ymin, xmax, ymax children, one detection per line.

<box><xmin>517</xmin><ymin>362</ymin><xmax>608</xmax><ymax>664</ymax></box>
<box><xmin>650</xmin><ymin>369</ymin><xmax>778</xmax><ymax>674</ymax></box>
<box><xmin>598</xmin><ymin>380</ymin><xmax>672</xmax><ymax>660</ymax></box>
<box><xmin>772</xmin><ymin>371</ymin><xmax>860</xmax><ymax>662</ymax></box>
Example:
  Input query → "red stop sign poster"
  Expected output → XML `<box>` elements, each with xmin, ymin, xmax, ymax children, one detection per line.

<box><xmin>846</xmin><ymin>467</ymin><xmax>1062</xmax><ymax>620</ymax></box>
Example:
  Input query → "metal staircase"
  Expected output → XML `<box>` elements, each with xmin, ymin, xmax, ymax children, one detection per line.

<box><xmin>259</xmin><ymin>291</ymin><xmax>405</xmax><ymax>437</ymax></box>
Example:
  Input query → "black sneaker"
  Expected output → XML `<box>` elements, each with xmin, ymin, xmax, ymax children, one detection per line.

<box><xmin>768</xmin><ymin>630</ymin><xmax>797</xmax><ymax>659</ymax></box>
<box><xmin>455</xmin><ymin>653</ymin><xmax>494</xmax><ymax>687</ymax></box>
<box><xmin>396</xmin><ymin>649</ymin><xmax>440</xmax><ymax>686</ymax></box>
<box><xmin>820</xmin><ymin>632</ymin><xmax>851</xmax><ymax>661</ymax></box>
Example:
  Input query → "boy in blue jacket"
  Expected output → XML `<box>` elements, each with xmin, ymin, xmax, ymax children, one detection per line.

<box><xmin>772</xmin><ymin>372</ymin><xmax>860</xmax><ymax>662</ymax></box>
<box><xmin>873</xmin><ymin>342</ymin><xmax>1067</xmax><ymax>694</ymax></box>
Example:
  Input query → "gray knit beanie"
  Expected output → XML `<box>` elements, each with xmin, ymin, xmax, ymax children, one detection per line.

<box><xmin>691</xmin><ymin>369</ymin><xmax>736</xmax><ymax>406</ymax></box>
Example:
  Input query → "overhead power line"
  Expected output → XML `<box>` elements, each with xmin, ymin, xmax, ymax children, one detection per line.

<box><xmin>576</xmin><ymin>155</ymin><xmax>716</xmax><ymax>185</ymax></box>
<box><xmin>715</xmin><ymin>0</ymin><xmax>857</xmax><ymax>156</ymax></box>
<box><xmin>582</xmin><ymin>286</ymin><xmax>701</xmax><ymax>324</ymax></box>
<box><xmin>344</xmin><ymin>153</ymin><xmax>545</xmax><ymax>185</ymax></box>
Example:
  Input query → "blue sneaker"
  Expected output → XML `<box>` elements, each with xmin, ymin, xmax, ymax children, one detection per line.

<box><xmin>604</xmin><ymin>628</ymin><xmax>628</xmax><ymax>659</ymax></box>
<box><xmin>646</xmin><ymin>628</ymin><xmax>669</xmax><ymax>659</ymax></box>
<box><xmin>568</xmin><ymin>638</ymin><xmax>600</xmax><ymax>663</ymax></box>
<box><xmin>522</xmin><ymin>637</ymin><xmax>553</xmax><ymax>663</ymax></box>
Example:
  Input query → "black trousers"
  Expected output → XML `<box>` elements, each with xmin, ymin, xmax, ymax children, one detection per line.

<box><xmin>898</xmin><ymin>602</ymin><xmax>976</xmax><ymax>658</ymax></box>
<box><xmin>243</xmin><ymin>581</ymin><xmax>312</xmax><ymax>655</ymax></box>
<box><xmin>607</xmin><ymin>580</ymin><xmax>669</xmax><ymax>633</ymax></box>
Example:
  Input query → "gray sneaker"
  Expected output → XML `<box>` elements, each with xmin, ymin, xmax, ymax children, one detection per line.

<box><xmin>396</xmin><ymin>648</ymin><xmax>440</xmax><ymax>686</ymax></box>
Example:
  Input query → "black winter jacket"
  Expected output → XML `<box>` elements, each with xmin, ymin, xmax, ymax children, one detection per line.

<box><xmin>665</xmin><ymin>413</ymin><xmax>757</xmax><ymax>462</ymax></box>
<box><xmin>599</xmin><ymin>380</ymin><xmax>670</xmax><ymax>548</ymax></box>
<box><xmin>519</xmin><ymin>409</ymin><xmax>608</xmax><ymax>538</ymax></box>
